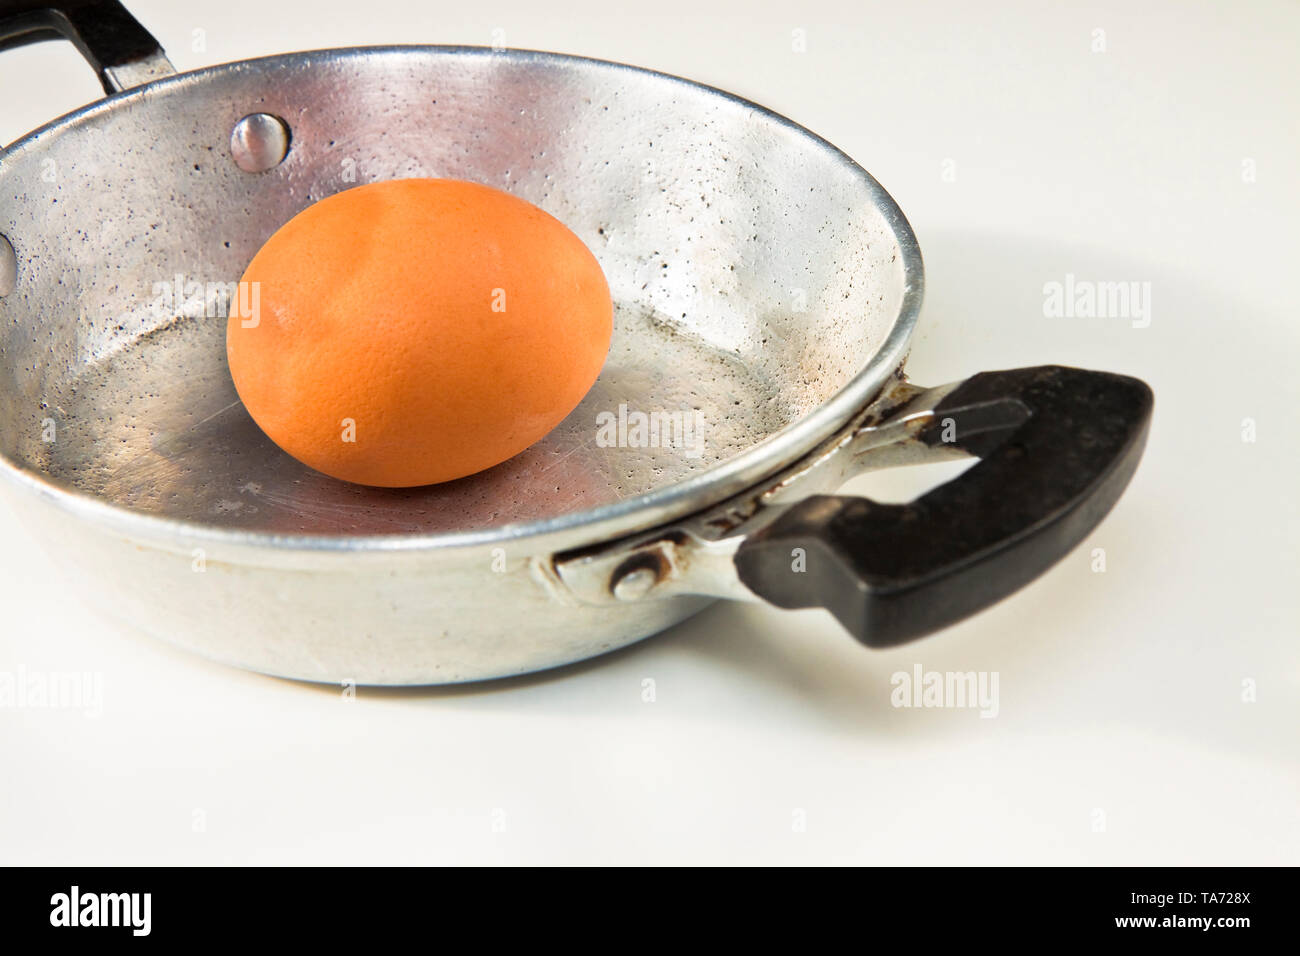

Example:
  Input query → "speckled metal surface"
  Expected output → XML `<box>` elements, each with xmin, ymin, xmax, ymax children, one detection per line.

<box><xmin>0</xmin><ymin>47</ymin><xmax>923</xmax><ymax>682</ymax></box>
<box><xmin>0</xmin><ymin>46</ymin><xmax>920</xmax><ymax>541</ymax></box>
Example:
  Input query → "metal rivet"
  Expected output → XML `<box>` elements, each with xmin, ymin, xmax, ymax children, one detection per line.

<box><xmin>0</xmin><ymin>234</ymin><xmax>15</xmax><ymax>297</ymax></box>
<box><xmin>230</xmin><ymin>113</ymin><xmax>291</xmax><ymax>173</ymax></box>
<box><xmin>612</xmin><ymin>566</ymin><xmax>658</xmax><ymax>602</ymax></box>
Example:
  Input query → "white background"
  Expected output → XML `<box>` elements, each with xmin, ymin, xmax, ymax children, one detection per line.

<box><xmin>1</xmin><ymin>0</ymin><xmax>1296</xmax><ymax>864</ymax></box>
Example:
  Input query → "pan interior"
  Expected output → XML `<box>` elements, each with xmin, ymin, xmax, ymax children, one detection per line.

<box><xmin>0</xmin><ymin>49</ymin><xmax>914</xmax><ymax>536</ymax></box>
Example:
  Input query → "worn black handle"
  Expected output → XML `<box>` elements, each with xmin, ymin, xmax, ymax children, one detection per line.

<box><xmin>735</xmin><ymin>365</ymin><xmax>1153</xmax><ymax>647</ymax></box>
<box><xmin>0</xmin><ymin>0</ymin><xmax>162</xmax><ymax>92</ymax></box>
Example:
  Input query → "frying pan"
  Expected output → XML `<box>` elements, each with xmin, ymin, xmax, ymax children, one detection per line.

<box><xmin>0</xmin><ymin>0</ymin><xmax>1153</xmax><ymax>684</ymax></box>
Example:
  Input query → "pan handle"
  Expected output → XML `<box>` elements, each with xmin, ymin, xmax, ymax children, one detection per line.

<box><xmin>733</xmin><ymin>365</ymin><xmax>1153</xmax><ymax>647</ymax></box>
<box><xmin>0</xmin><ymin>0</ymin><xmax>172</xmax><ymax>93</ymax></box>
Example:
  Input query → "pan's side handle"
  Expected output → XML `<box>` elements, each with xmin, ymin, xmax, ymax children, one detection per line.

<box><xmin>734</xmin><ymin>365</ymin><xmax>1153</xmax><ymax>647</ymax></box>
<box><xmin>0</xmin><ymin>0</ymin><xmax>172</xmax><ymax>93</ymax></box>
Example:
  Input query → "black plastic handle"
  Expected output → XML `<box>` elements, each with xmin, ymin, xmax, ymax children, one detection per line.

<box><xmin>734</xmin><ymin>365</ymin><xmax>1153</xmax><ymax>647</ymax></box>
<box><xmin>0</xmin><ymin>0</ymin><xmax>162</xmax><ymax>93</ymax></box>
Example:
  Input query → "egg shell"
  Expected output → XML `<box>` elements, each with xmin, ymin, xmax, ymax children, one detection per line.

<box><xmin>226</xmin><ymin>177</ymin><xmax>614</xmax><ymax>487</ymax></box>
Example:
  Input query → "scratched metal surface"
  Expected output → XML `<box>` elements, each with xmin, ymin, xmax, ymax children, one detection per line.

<box><xmin>0</xmin><ymin>48</ymin><xmax>915</xmax><ymax>537</ymax></box>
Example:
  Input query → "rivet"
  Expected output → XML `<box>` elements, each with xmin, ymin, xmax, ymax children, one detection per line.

<box><xmin>612</xmin><ymin>565</ymin><xmax>658</xmax><ymax>602</ymax></box>
<box><xmin>230</xmin><ymin>113</ymin><xmax>291</xmax><ymax>173</ymax></box>
<box><xmin>0</xmin><ymin>234</ymin><xmax>15</xmax><ymax>297</ymax></box>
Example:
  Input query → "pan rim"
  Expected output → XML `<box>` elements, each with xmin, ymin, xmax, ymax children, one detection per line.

<box><xmin>0</xmin><ymin>44</ymin><xmax>922</xmax><ymax>554</ymax></box>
